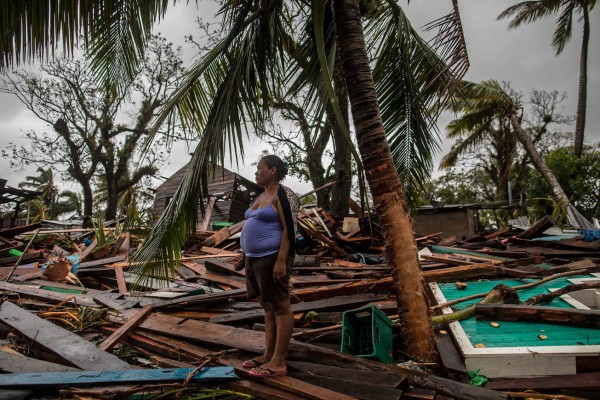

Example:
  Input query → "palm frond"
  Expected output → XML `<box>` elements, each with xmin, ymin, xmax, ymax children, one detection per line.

<box><xmin>86</xmin><ymin>0</ymin><xmax>172</xmax><ymax>93</ymax></box>
<box><xmin>551</xmin><ymin>1</ymin><xmax>574</xmax><ymax>54</ymax></box>
<box><xmin>422</xmin><ymin>0</ymin><xmax>470</xmax><ymax>88</ymax></box>
<box><xmin>367</xmin><ymin>5</ymin><xmax>465</xmax><ymax>205</ymax></box>
<box><xmin>131</xmin><ymin>0</ymin><xmax>290</xmax><ymax>288</ymax></box>
<box><xmin>0</xmin><ymin>0</ymin><xmax>172</xmax><ymax>93</ymax></box>
<box><xmin>497</xmin><ymin>0</ymin><xmax>563</xmax><ymax>28</ymax></box>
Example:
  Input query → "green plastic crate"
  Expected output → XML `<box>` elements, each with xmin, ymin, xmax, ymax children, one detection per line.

<box><xmin>341</xmin><ymin>305</ymin><xmax>393</xmax><ymax>363</ymax></box>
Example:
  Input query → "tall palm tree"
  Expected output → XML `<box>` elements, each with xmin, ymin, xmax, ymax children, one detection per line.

<box><xmin>54</xmin><ymin>190</ymin><xmax>83</xmax><ymax>219</ymax></box>
<box><xmin>0</xmin><ymin>0</ymin><xmax>468</xmax><ymax>361</ymax></box>
<box><xmin>498</xmin><ymin>0</ymin><xmax>598</xmax><ymax>158</ymax></box>
<box><xmin>441</xmin><ymin>83</ymin><xmax>520</xmax><ymax>201</ymax></box>
<box><xmin>452</xmin><ymin>80</ymin><xmax>595</xmax><ymax>229</ymax></box>
<box><xmin>19</xmin><ymin>167</ymin><xmax>60</xmax><ymax>219</ymax></box>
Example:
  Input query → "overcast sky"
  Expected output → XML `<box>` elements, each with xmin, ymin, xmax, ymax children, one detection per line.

<box><xmin>0</xmin><ymin>0</ymin><xmax>598</xmax><ymax>196</ymax></box>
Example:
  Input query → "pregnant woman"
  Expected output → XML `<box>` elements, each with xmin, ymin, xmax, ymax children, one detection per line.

<box><xmin>235</xmin><ymin>154</ymin><xmax>299</xmax><ymax>378</ymax></box>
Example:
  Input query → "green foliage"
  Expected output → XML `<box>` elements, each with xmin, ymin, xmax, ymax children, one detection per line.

<box><xmin>422</xmin><ymin>168</ymin><xmax>496</xmax><ymax>206</ymax></box>
<box><xmin>525</xmin><ymin>145</ymin><xmax>600</xmax><ymax>220</ymax></box>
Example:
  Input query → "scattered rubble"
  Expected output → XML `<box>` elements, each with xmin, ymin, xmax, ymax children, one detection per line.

<box><xmin>0</xmin><ymin>207</ymin><xmax>599</xmax><ymax>399</ymax></box>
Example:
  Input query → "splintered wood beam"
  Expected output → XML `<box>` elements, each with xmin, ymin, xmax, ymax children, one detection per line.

<box><xmin>476</xmin><ymin>303</ymin><xmax>600</xmax><ymax>329</ymax></box>
<box><xmin>200</xmin><ymin>196</ymin><xmax>216</xmax><ymax>231</ymax></box>
<box><xmin>98</xmin><ymin>305</ymin><xmax>153</xmax><ymax>352</ymax></box>
<box><xmin>0</xmin><ymin>301</ymin><xmax>130</xmax><ymax>370</ymax></box>
<box><xmin>182</xmin><ymin>261</ymin><xmax>246</xmax><ymax>289</ymax></box>
<box><xmin>298</xmin><ymin>219</ymin><xmax>350</xmax><ymax>257</ymax></box>
<box><xmin>114</xmin><ymin>266</ymin><xmax>127</xmax><ymax>294</ymax></box>
<box><xmin>125</xmin><ymin>312</ymin><xmax>506</xmax><ymax>400</ymax></box>
<box><xmin>202</xmin><ymin>220</ymin><xmax>244</xmax><ymax>247</ymax></box>
<box><xmin>515</xmin><ymin>215</ymin><xmax>555</xmax><ymax>239</ymax></box>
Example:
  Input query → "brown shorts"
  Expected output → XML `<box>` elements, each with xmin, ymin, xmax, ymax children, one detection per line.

<box><xmin>245</xmin><ymin>253</ymin><xmax>293</xmax><ymax>304</ymax></box>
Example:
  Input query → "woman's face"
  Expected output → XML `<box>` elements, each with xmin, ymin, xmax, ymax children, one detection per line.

<box><xmin>255</xmin><ymin>159</ymin><xmax>276</xmax><ymax>187</ymax></box>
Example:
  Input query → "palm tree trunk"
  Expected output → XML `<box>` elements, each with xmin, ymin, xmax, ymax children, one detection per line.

<box><xmin>573</xmin><ymin>4</ymin><xmax>589</xmax><ymax>158</ymax></box>
<box><xmin>330</xmin><ymin>58</ymin><xmax>352</xmax><ymax>217</ymax></box>
<box><xmin>508</xmin><ymin>111</ymin><xmax>568</xmax><ymax>203</ymax></box>
<box><xmin>332</xmin><ymin>0</ymin><xmax>436</xmax><ymax>361</ymax></box>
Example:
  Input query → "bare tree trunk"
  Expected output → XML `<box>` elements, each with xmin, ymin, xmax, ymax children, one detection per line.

<box><xmin>81</xmin><ymin>184</ymin><xmax>94</xmax><ymax>228</ymax></box>
<box><xmin>333</xmin><ymin>0</ymin><xmax>436</xmax><ymax>361</ymax></box>
<box><xmin>573</xmin><ymin>4</ymin><xmax>589</xmax><ymax>158</ymax></box>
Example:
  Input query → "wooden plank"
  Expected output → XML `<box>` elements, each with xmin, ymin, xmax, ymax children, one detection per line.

<box><xmin>150</xmin><ymin>288</ymin><xmax>247</xmax><ymax>309</ymax></box>
<box><xmin>347</xmin><ymin>197</ymin><xmax>363</xmax><ymax>218</ymax></box>
<box><xmin>0</xmin><ymin>301</ymin><xmax>130</xmax><ymax>371</ymax></box>
<box><xmin>199</xmin><ymin>246</ymin><xmax>237</xmax><ymax>256</ymax></box>
<box><xmin>130</xmin><ymin>312</ymin><xmax>506</xmax><ymax>400</ymax></box>
<box><xmin>210</xmin><ymin>293</ymin><xmax>387</xmax><ymax>324</ymax></box>
<box><xmin>435</xmin><ymin>330</ymin><xmax>468</xmax><ymax>382</ymax></box>
<box><xmin>0</xmin><ymin>223</ymin><xmax>41</xmax><ymax>238</ymax></box>
<box><xmin>0</xmin><ymin>348</ymin><xmax>81</xmax><ymax>373</ymax></box>
<box><xmin>176</xmin><ymin>264</ymin><xmax>198</xmax><ymax>281</ymax></box>
<box><xmin>235</xmin><ymin>365</ymin><xmax>358</xmax><ymax>400</ymax></box>
<box><xmin>298</xmin><ymin>220</ymin><xmax>350</xmax><ymax>257</ymax></box>
<box><xmin>484</xmin><ymin>371</ymin><xmax>600</xmax><ymax>390</ymax></box>
<box><xmin>289</xmin><ymin>372</ymin><xmax>403</xmax><ymax>400</ymax></box>
<box><xmin>200</xmin><ymin>196</ymin><xmax>216</xmax><ymax>231</ymax></box>
<box><xmin>286</xmin><ymin>361</ymin><xmax>406</xmax><ymax>388</ymax></box>
<box><xmin>204</xmin><ymin>259</ymin><xmax>245</xmax><ymax>277</ymax></box>
<box><xmin>0</xmin><ymin>366</ymin><xmax>236</xmax><ymax>389</ymax></box>
<box><xmin>93</xmin><ymin>292</ymin><xmax>139</xmax><ymax>311</ymax></box>
<box><xmin>475</xmin><ymin>303</ymin><xmax>600</xmax><ymax>329</ymax></box>
<box><xmin>422</xmin><ymin>263</ymin><xmax>498</xmax><ymax>283</ymax></box>
<box><xmin>0</xmin><ymin>252</ymin><xmax>42</xmax><ymax>266</ymax></box>
<box><xmin>515</xmin><ymin>215</ymin><xmax>555</xmax><ymax>239</ymax></box>
<box><xmin>78</xmin><ymin>240</ymin><xmax>97</xmax><ymax>261</ymax></box>
<box><xmin>224</xmin><ymin>381</ymin><xmax>307</xmax><ymax>400</ymax></box>
<box><xmin>98</xmin><ymin>305</ymin><xmax>153</xmax><ymax>352</ymax></box>
<box><xmin>294</xmin><ymin>255</ymin><xmax>321</xmax><ymax>268</ymax></box>
<box><xmin>78</xmin><ymin>255</ymin><xmax>127</xmax><ymax>269</ymax></box>
<box><xmin>116</xmin><ymin>327</ymin><xmax>354</xmax><ymax>400</ymax></box>
<box><xmin>182</xmin><ymin>261</ymin><xmax>246</xmax><ymax>289</ymax></box>
<box><xmin>114</xmin><ymin>266</ymin><xmax>127</xmax><ymax>294</ymax></box>
<box><xmin>0</xmin><ymin>281</ymin><xmax>97</xmax><ymax>307</ymax></box>
<box><xmin>202</xmin><ymin>220</ymin><xmax>244</xmax><ymax>247</ymax></box>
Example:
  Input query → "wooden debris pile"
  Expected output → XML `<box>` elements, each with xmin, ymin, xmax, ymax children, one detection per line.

<box><xmin>0</xmin><ymin>211</ymin><xmax>599</xmax><ymax>399</ymax></box>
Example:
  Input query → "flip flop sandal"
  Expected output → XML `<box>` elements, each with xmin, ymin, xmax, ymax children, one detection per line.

<box><xmin>248</xmin><ymin>367</ymin><xmax>287</xmax><ymax>378</ymax></box>
<box><xmin>241</xmin><ymin>358</ymin><xmax>263</xmax><ymax>369</ymax></box>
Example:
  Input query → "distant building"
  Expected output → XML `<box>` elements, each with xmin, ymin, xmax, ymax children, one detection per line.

<box><xmin>152</xmin><ymin>164</ymin><xmax>261</xmax><ymax>229</ymax></box>
<box><xmin>0</xmin><ymin>178</ymin><xmax>41</xmax><ymax>230</ymax></box>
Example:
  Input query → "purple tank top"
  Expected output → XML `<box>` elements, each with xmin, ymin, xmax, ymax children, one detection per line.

<box><xmin>240</xmin><ymin>196</ymin><xmax>282</xmax><ymax>257</ymax></box>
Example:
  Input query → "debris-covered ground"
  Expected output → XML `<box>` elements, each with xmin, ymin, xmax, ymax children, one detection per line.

<box><xmin>1</xmin><ymin>210</ymin><xmax>599</xmax><ymax>400</ymax></box>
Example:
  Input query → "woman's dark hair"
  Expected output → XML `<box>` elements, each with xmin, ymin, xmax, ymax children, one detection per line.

<box><xmin>260</xmin><ymin>155</ymin><xmax>288</xmax><ymax>181</ymax></box>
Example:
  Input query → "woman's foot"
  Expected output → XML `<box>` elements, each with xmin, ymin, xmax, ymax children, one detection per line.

<box><xmin>241</xmin><ymin>355</ymin><xmax>269</xmax><ymax>369</ymax></box>
<box><xmin>248</xmin><ymin>366</ymin><xmax>287</xmax><ymax>378</ymax></box>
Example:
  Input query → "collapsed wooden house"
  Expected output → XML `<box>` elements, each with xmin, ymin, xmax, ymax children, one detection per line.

<box><xmin>152</xmin><ymin>164</ymin><xmax>261</xmax><ymax>229</ymax></box>
<box><xmin>1</xmin><ymin>206</ymin><xmax>600</xmax><ymax>399</ymax></box>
